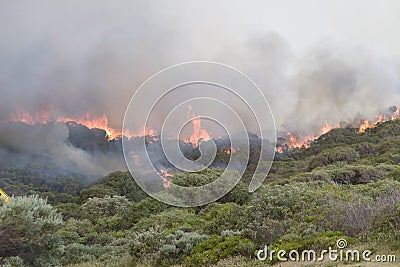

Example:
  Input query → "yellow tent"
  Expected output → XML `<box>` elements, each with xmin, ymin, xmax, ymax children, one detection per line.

<box><xmin>0</xmin><ymin>188</ymin><xmax>10</xmax><ymax>203</ymax></box>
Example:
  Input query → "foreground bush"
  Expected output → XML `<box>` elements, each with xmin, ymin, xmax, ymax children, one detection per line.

<box><xmin>130</xmin><ymin>228</ymin><xmax>208</xmax><ymax>266</ymax></box>
<box><xmin>0</xmin><ymin>195</ymin><xmax>64</xmax><ymax>266</ymax></box>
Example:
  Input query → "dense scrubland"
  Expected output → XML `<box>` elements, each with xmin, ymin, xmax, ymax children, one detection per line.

<box><xmin>1</xmin><ymin>119</ymin><xmax>400</xmax><ymax>266</ymax></box>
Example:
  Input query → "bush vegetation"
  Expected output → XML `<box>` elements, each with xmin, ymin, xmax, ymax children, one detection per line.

<box><xmin>1</xmin><ymin>119</ymin><xmax>400</xmax><ymax>266</ymax></box>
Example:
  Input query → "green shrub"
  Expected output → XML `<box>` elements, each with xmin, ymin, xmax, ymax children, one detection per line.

<box><xmin>3</xmin><ymin>257</ymin><xmax>24</xmax><ymax>267</ymax></box>
<box><xmin>62</xmin><ymin>242</ymin><xmax>128</xmax><ymax>265</ymax></box>
<box><xmin>129</xmin><ymin>227</ymin><xmax>165</xmax><ymax>265</ymax></box>
<box><xmin>0</xmin><ymin>195</ymin><xmax>63</xmax><ymax>266</ymax></box>
<box><xmin>309</xmin><ymin>147</ymin><xmax>360</xmax><ymax>170</ymax></box>
<box><xmin>158</xmin><ymin>230</ymin><xmax>208</xmax><ymax>266</ymax></box>
<box><xmin>199</xmin><ymin>202</ymin><xmax>247</xmax><ymax>235</ymax></box>
<box><xmin>184</xmin><ymin>235</ymin><xmax>255</xmax><ymax>267</ymax></box>
<box><xmin>81</xmin><ymin>195</ymin><xmax>130</xmax><ymax>222</ymax></box>
<box><xmin>131</xmin><ymin>208</ymin><xmax>205</xmax><ymax>232</ymax></box>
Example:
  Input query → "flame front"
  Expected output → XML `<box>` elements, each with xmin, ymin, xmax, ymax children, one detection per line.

<box><xmin>64</xmin><ymin>114</ymin><xmax>121</xmax><ymax>139</ymax></box>
<box><xmin>276</xmin><ymin>107</ymin><xmax>400</xmax><ymax>152</ymax></box>
<box><xmin>358</xmin><ymin>114</ymin><xmax>391</xmax><ymax>133</ymax></box>
<box><xmin>6</xmin><ymin>108</ymin><xmax>155</xmax><ymax>140</ymax></box>
<box><xmin>7</xmin><ymin>105</ymin><xmax>400</xmax><ymax>152</ymax></box>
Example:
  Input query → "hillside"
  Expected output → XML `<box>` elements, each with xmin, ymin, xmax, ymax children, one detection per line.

<box><xmin>1</xmin><ymin>118</ymin><xmax>400</xmax><ymax>266</ymax></box>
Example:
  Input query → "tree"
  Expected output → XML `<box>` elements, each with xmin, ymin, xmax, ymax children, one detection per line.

<box><xmin>0</xmin><ymin>195</ymin><xmax>63</xmax><ymax>266</ymax></box>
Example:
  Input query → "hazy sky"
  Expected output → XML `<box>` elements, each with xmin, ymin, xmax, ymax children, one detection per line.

<box><xmin>148</xmin><ymin>0</ymin><xmax>400</xmax><ymax>57</ymax></box>
<box><xmin>214</xmin><ymin>0</ymin><xmax>400</xmax><ymax>56</ymax></box>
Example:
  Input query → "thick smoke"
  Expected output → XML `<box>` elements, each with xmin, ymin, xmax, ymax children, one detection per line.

<box><xmin>1</xmin><ymin>2</ymin><xmax>400</xmax><ymax>176</ymax></box>
<box><xmin>0</xmin><ymin>122</ymin><xmax>126</xmax><ymax>177</ymax></box>
<box><xmin>282</xmin><ymin>45</ymin><xmax>400</xmax><ymax>134</ymax></box>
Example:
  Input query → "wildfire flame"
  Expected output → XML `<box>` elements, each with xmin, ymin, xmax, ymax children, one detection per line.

<box><xmin>159</xmin><ymin>169</ymin><xmax>173</xmax><ymax>188</ymax></box>
<box><xmin>7</xmin><ymin>105</ymin><xmax>400</xmax><ymax>153</ymax></box>
<box><xmin>8</xmin><ymin>109</ymin><xmax>122</xmax><ymax>139</ymax></box>
<box><xmin>64</xmin><ymin>114</ymin><xmax>121</xmax><ymax>139</ymax></box>
<box><xmin>277</xmin><ymin>132</ymin><xmax>316</xmax><ymax>152</ymax></box>
<box><xmin>276</xmin><ymin>107</ymin><xmax>400</xmax><ymax>153</ymax></box>
<box><xmin>224</xmin><ymin>148</ymin><xmax>239</xmax><ymax>155</ymax></box>
<box><xmin>187</xmin><ymin>105</ymin><xmax>211</xmax><ymax>146</ymax></box>
<box><xmin>391</xmin><ymin>106</ymin><xmax>400</xmax><ymax>119</ymax></box>
<box><xmin>6</xmin><ymin>108</ymin><xmax>158</xmax><ymax>140</ymax></box>
<box><xmin>319</xmin><ymin>121</ymin><xmax>341</xmax><ymax>136</ymax></box>
<box><xmin>358</xmin><ymin>114</ymin><xmax>391</xmax><ymax>133</ymax></box>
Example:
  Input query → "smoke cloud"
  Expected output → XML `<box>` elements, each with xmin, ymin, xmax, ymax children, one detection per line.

<box><xmin>1</xmin><ymin>1</ymin><xmax>399</xmax><ymax>176</ymax></box>
<box><xmin>0</xmin><ymin>122</ymin><xmax>126</xmax><ymax>177</ymax></box>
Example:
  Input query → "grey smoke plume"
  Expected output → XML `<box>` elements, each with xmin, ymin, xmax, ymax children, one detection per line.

<box><xmin>282</xmin><ymin>45</ymin><xmax>400</xmax><ymax>134</ymax></box>
<box><xmin>1</xmin><ymin>1</ymin><xmax>400</xmax><ymax>175</ymax></box>
<box><xmin>0</xmin><ymin>122</ymin><xmax>126</xmax><ymax>177</ymax></box>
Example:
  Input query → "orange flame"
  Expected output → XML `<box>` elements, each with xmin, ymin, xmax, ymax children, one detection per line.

<box><xmin>391</xmin><ymin>106</ymin><xmax>400</xmax><ymax>120</ymax></box>
<box><xmin>358</xmin><ymin>120</ymin><xmax>371</xmax><ymax>133</ymax></box>
<box><xmin>276</xmin><ymin>107</ymin><xmax>400</xmax><ymax>152</ymax></box>
<box><xmin>319</xmin><ymin>121</ymin><xmax>340</xmax><ymax>136</ymax></box>
<box><xmin>225</xmin><ymin>148</ymin><xmax>238</xmax><ymax>155</ymax></box>
<box><xmin>187</xmin><ymin>105</ymin><xmax>211</xmax><ymax>146</ymax></box>
<box><xmin>7</xmin><ymin>108</ymin><xmax>157</xmax><ymax>140</ymax></box>
<box><xmin>159</xmin><ymin>169</ymin><xmax>173</xmax><ymax>188</ymax></box>
<box><xmin>358</xmin><ymin>113</ymin><xmax>394</xmax><ymax>133</ymax></box>
<box><xmin>63</xmin><ymin>113</ymin><xmax>121</xmax><ymax>139</ymax></box>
